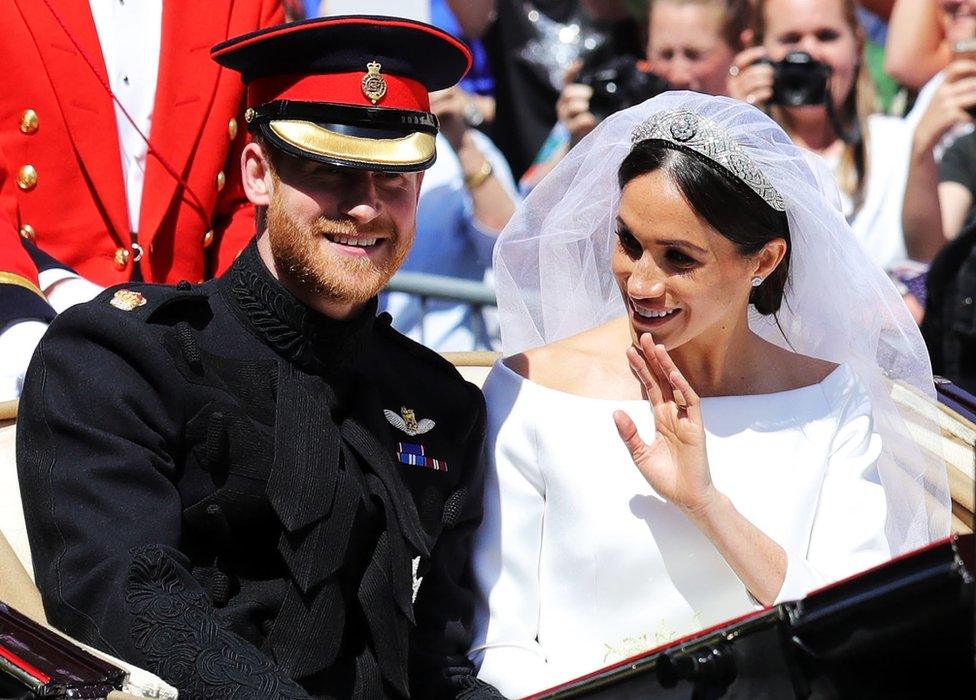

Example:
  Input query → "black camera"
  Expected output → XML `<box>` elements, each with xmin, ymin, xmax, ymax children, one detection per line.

<box><xmin>766</xmin><ymin>51</ymin><xmax>830</xmax><ymax>107</ymax></box>
<box><xmin>577</xmin><ymin>56</ymin><xmax>671</xmax><ymax>121</ymax></box>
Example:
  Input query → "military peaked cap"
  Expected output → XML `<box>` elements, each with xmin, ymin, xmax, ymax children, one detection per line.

<box><xmin>211</xmin><ymin>15</ymin><xmax>472</xmax><ymax>171</ymax></box>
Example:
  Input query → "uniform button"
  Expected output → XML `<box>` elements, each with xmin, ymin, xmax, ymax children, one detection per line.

<box><xmin>228</xmin><ymin>118</ymin><xmax>238</xmax><ymax>140</ymax></box>
<box><xmin>203</xmin><ymin>230</ymin><xmax>215</xmax><ymax>248</ymax></box>
<box><xmin>16</xmin><ymin>165</ymin><xmax>37</xmax><ymax>191</ymax></box>
<box><xmin>19</xmin><ymin>224</ymin><xmax>35</xmax><ymax>241</ymax></box>
<box><xmin>206</xmin><ymin>503</ymin><xmax>222</xmax><ymax>516</ymax></box>
<box><xmin>19</xmin><ymin>109</ymin><xmax>39</xmax><ymax>135</ymax></box>
<box><xmin>244</xmin><ymin>107</ymin><xmax>256</xmax><ymax>124</ymax></box>
<box><xmin>113</xmin><ymin>247</ymin><xmax>130</xmax><ymax>270</ymax></box>
<box><xmin>216</xmin><ymin>170</ymin><xmax>226</xmax><ymax>192</ymax></box>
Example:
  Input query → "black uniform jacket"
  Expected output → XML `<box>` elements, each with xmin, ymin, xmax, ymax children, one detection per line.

<box><xmin>16</xmin><ymin>242</ymin><xmax>502</xmax><ymax>700</ymax></box>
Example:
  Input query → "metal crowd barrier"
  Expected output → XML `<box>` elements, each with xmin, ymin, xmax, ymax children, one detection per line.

<box><xmin>385</xmin><ymin>271</ymin><xmax>497</xmax><ymax>349</ymax></box>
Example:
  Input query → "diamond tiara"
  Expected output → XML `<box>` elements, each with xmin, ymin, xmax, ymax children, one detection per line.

<box><xmin>630</xmin><ymin>110</ymin><xmax>787</xmax><ymax>212</ymax></box>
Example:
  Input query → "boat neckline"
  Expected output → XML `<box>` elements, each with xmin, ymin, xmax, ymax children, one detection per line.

<box><xmin>492</xmin><ymin>357</ymin><xmax>849</xmax><ymax>406</ymax></box>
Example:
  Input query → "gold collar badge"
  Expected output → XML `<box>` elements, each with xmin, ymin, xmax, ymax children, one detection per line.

<box><xmin>109</xmin><ymin>289</ymin><xmax>147</xmax><ymax>311</ymax></box>
<box><xmin>362</xmin><ymin>61</ymin><xmax>387</xmax><ymax>104</ymax></box>
<box><xmin>384</xmin><ymin>406</ymin><xmax>435</xmax><ymax>436</ymax></box>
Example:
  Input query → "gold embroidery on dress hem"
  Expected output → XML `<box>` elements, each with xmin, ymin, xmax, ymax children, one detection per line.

<box><xmin>601</xmin><ymin>611</ymin><xmax>703</xmax><ymax>663</ymax></box>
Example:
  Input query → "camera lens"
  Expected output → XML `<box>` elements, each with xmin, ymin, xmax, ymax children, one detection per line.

<box><xmin>770</xmin><ymin>51</ymin><xmax>830</xmax><ymax>107</ymax></box>
<box><xmin>577</xmin><ymin>57</ymin><xmax>670</xmax><ymax>120</ymax></box>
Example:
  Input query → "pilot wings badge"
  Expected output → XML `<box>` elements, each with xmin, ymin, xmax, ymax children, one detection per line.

<box><xmin>384</xmin><ymin>406</ymin><xmax>435</xmax><ymax>436</ymax></box>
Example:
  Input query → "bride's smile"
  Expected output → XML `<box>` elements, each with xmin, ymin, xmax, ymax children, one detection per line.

<box><xmin>611</xmin><ymin>169</ymin><xmax>784</xmax><ymax>360</ymax></box>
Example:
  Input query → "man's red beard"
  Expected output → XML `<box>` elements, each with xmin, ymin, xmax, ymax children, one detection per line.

<box><xmin>265</xmin><ymin>188</ymin><xmax>412</xmax><ymax>305</ymax></box>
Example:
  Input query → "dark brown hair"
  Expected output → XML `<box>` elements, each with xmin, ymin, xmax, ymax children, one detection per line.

<box><xmin>618</xmin><ymin>139</ymin><xmax>790</xmax><ymax>315</ymax></box>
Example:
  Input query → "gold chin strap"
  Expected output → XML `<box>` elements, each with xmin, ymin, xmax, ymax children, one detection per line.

<box><xmin>268</xmin><ymin>120</ymin><xmax>435</xmax><ymax>168</ymax></box>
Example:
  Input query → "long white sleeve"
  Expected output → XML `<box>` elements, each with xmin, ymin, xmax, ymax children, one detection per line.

<box><xmin>467</xmin><ymin>362</ymin><xmax>895</xmax><ymax>695</ymax></box>
<box><xmin>0</xmin><ymin>320</ymin><xmax>48</xmax><ymax>402</ymax></box>
<box><xmin>773</xmin><ymin>376</ymin><xmax>890</xmax><ymax>604</ymax></box>
<box><xmin>469</xmin><ymin>366</ymin><xmax>557</xmax><ymax>698</ymax></box>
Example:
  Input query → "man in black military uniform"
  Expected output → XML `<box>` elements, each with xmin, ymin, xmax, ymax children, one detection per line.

<box><xmin>16</xmin><ymin>17</ymin><xmax>503</xmax><ymax>700</ymax></box>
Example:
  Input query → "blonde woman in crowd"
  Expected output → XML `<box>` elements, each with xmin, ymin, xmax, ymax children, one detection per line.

<box><xmin>728</xmin><ymin>0</ymin><xmax>912</xmax><ymax>270</ymax></box>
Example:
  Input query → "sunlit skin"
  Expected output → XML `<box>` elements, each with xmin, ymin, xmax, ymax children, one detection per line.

<box><xmin>760</xmin><ymin>0</ymin><xmax>861</xmax><ymax>117</ymax></box>
<box><xmin>611</xmin><ymin>170</ymin><xmax>788</xmax><ymax>393</ymax></box>
<box><xmin>506</xmin><ymin>169</ymin><xmax>835</xmax><ymax>605</ymax></box>
<box><xmin>241</xmin><ymin>141</ymin><xmax>422</xmax><ymax>320</ymax></box>
<box><xmin>942</xmin><ymin>0</ymin><xmax>976</xmax><ymax>45</ymax></box>
<box><xmin>647</xmin><ymin>1</ymin><xmax>736</xmax><ymax>95</ymax></box>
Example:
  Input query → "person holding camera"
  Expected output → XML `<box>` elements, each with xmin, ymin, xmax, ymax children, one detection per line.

<box><xmin>900</xmin><ymin>60</ymin><xmax>976</xmax><ymax>262</ymax></box>
<box><xmin>521</xmin><ymin>0</ymin><xmax>748</xmax><ymax>193</ymax></box>
<box><xmin>484</xmin><ymin>0</ymin><xmax>642</xmax><ymax>179</ymax></box>
<box><xmin>562</xmin><ymin>0</ymin><xmax>747</xmax><ymax>146</ymax></box>
<box><xmin>728</xmin><ymin>0</ymin><xmax>914</xmax><ymax>271</ymax></box>
<box><xmin>900</xmin><ymin>1</ymin><xmax>976</xmax><ymax>261</ymax></box>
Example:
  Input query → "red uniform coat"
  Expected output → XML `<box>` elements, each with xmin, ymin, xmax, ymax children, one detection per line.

<box><xmin>0</xmin><ymin>0</ymin><xmax>284</xmax><ymax>320</ymax></box>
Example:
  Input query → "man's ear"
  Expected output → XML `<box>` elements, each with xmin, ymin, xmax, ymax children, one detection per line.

<box><xmin>242</xmin><ymin>142</ymin><xmax>274</xmax><ymax>206</ymax></box>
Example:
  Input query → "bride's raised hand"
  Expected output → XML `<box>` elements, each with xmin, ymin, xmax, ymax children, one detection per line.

<box><xmin>613</xmin><ymin>333</ymin><xmax>717</xmax><ymax>514</ymax></box>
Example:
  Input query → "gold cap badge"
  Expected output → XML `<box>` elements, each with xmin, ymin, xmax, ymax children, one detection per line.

<box><xmin>361</xmin><ymin>61</ymin><xmax>387</xmax><ymax>105</ymax></box>
<box><xmin>109</xmin><ymin>289</ymin><xmax>147</xmax><ymax>311</ymax></box>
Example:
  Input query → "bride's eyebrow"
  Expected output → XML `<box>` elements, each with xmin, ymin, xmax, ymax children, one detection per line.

<box><xmin>613</xmin><ymin>221</ymin><xmax>707</xmax><ymax>255</ymax></box>
<box><xmin>656</xmin><ymin>238</ymin><xmax>708</xmax><ymax>255</ymax></box>
<box><xmin>614</xmin><ymin>218</ymin><xmax>636</xmax><ymax>236</ymax></box>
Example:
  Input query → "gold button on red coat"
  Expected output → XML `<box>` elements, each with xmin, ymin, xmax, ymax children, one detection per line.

<box><xmin>216</xmin><ymin>171</ymin><xmax>226</xmax><ymax>191</ymax></box>
<box><xmin>202</xmin><ymin>230</ymin><xmax>215</xmax><ymax>249</ymax></box>
<box><xmin>16</xmin><ymin>164</ymin><xmax>37</xmax><ymax>191</ymax></box>
<box><xmin>19</xmin><ymin>224</ymin><xmax>35</xmax><ymax>241</ymax></box>
<box><xmin>228</xmin><ymin>118</ymin><xmax>238</xmax><ymax>140</ymax></box>
<box><xmin>113</xmin><ymin>247</ymin><xmax>130</xmax><ymax>270</ymax></box>
<box><xmin>19</xmin><ymin>109</ymin><xmax>38</xmax><ymax>134</ymax></box>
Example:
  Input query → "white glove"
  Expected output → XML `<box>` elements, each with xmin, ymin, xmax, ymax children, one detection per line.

<box><xmin>0</xmin><ymin>320</ymin><xmax>48</xmax><ymax>402</ymax></box>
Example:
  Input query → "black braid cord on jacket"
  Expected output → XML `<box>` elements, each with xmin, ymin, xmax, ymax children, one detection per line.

<box><xmin>16</xmin><ymin>241</ymin><xmax>505</xmax><ymax>699</ymax></box>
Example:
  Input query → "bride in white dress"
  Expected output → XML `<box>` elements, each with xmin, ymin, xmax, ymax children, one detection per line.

<box><xmin>467</xmin><ymin>93</ymin><xmax>950</xmax><ymax>699</ymax></box>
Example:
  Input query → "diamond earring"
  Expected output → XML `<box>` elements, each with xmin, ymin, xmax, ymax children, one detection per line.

<box><xmin>751</xmin><ymin>276</ymin><xmax>763</xmax><ymax>287</ymax></box>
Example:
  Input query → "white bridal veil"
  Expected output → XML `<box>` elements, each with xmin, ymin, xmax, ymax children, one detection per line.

<box><xmin>492</xmin><ymin>91</ymin><xmax>950</xmax><ymax>554</ymax></box>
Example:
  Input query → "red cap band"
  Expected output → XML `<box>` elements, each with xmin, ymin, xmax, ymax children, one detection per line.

<box><xmin>248</xmin><ymin>72</ymin><xmax>430</xmax><ymax>112</ymax></box>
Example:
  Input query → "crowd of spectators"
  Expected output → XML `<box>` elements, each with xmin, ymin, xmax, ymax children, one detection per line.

<box><xmin>4</xmin><ymin>0</ymin><xmax>976</xmax><ymax>393</ymax></box>
<box><xmin>338</xmin><ymin>0</ymin><xmax>976</xmax><ymax>394</ymax></box>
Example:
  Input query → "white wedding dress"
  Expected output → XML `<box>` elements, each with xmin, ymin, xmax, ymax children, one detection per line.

<box><xmin>469</xmin><ymin>359</ymin><xmax>891</xmax><ymax>699</ymax></box>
